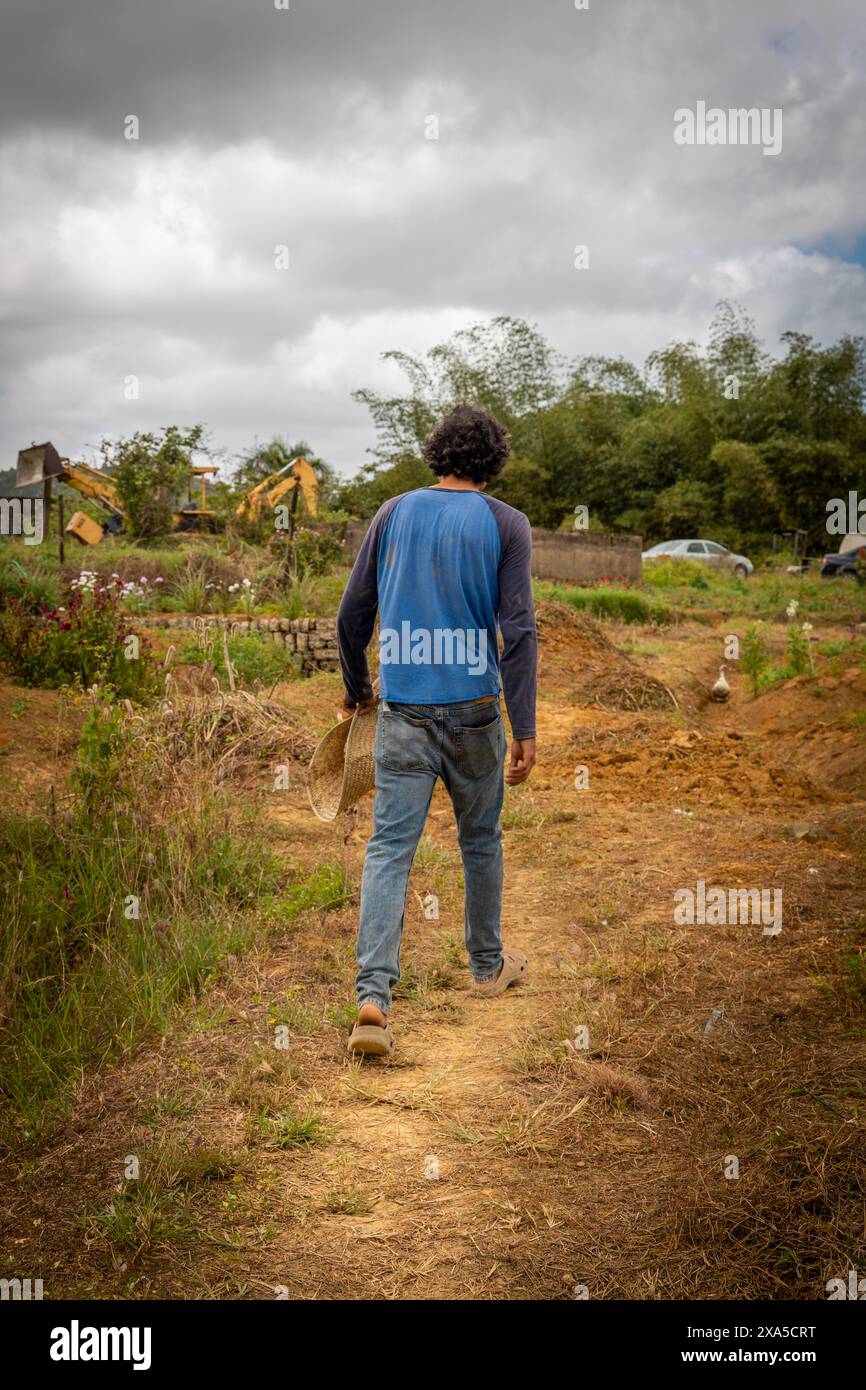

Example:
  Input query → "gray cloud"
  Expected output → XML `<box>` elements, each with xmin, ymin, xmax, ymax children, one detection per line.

<box><xmin>0</xmin><ymin>0</ymin><xmax>864</xmax><ymax>475</ymax></box>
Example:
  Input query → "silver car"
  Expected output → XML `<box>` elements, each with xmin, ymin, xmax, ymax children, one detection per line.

<box><xmin>642</xmin><ymin>539</ymin><xmax>754</xmax><ymax>577</ymax></box>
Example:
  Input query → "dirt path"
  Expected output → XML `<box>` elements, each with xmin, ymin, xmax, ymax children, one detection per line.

<box><xmin>4</xmin><ymin>613</ymin><xmax>865</xmax><ymax>1300</ymax></box>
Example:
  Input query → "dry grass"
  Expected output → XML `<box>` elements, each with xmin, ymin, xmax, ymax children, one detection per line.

<box><xmin>132</xmin><ymin>689</ymin><xmax>318</xmax><ymax>781</ymax></box>
<box><xmin>587</xmin><ymin>667</ymin><xmax>678</xmax><ymax>713</ymax></box>
<box><xmin>564</xmin><ymin>1058</ymin><xmax>652</xmax><ymax>1108</ymax></box>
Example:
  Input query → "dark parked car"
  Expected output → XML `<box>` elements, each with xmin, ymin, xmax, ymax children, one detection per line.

<box><xmin>820</xmin><ymin>534</ymin><xmax>865</xmax><ymax>581</ymax></box>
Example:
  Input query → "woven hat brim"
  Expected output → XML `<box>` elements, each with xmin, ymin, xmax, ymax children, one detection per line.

<box><xmin>307</xmin><ymin>706</ymin><xmax>378</xmax><ymax>821</ymax></box>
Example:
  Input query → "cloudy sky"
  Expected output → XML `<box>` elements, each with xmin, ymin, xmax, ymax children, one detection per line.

<box><xmin>1</xmin><ymin>0</ymin><xmax>864</xmax><ymax>480</ymax></box>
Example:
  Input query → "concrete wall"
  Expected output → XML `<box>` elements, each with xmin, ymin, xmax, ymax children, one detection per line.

<box><xmin>344</xmin><ymin>519</ymin><xmax>642</xmax><ymax>584</ymax></box>
<box><xmin>529</xmin><ymin>528</ymin><xmax>642</xmax><ymax>584</ymax></box>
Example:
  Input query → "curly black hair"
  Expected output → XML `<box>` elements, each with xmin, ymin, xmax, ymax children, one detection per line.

<box><xmin>422</xmin><ymin>404</ymin><xmax>510</xmax><ymax>485</ymax></box>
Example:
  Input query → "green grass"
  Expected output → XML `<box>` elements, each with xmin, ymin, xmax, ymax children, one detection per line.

<box><xmin>140</xmin><ymin>1090</ymin><xmax>199</xmax><ymax>1121</ymax></box>
<box><xmin>843</xmin><ymin>948</ymin><xmax>866</xmax><ymax>1004</ymax></box>
<box><xmin>317</xmin><ymin>1186</ymin><xmax>375</xmax><ymax>1215</ymax></box>
<box><xmin>0</xmin><ymin>795</ymin><xmax>280</xmax><ymax>1144</ymax></box>
<box><xmin>0</xmin><ymin>713</ymin><xmax>349</xmax><ymax>1146</ymax></box>
<box><xmin>392</xmin><ymin>964</ymin><xmax>454</xmax><ymax>1007</ymax></box>
<box><xmin>0</xmin><ymin>556</ymin><xmax>61</xmax><ymax>611</ymax></box>
<box><xmin>281</xmin><ymin>861</ymin><xmax>351</xmax><ymax>916</ymax></box>
<box><xmin>178</xmin><ymin>632</ymin><xmax>300</xmax><ymax>688</ymax></box>
<box><xmin>641</xmin><ymin>558</ymin><xmax>864</xmax><ymax>621</ymax></box>
<box><xmin>251</xmin><ymin>1104</ymin><xmax>331</xmax><ymax>1149</ymax></box>
<box><xmin>276</xmin><ymin>572</ymin><xmax>348</xmax><ymax>620</ymax></box>
<box><xmin>510</xmin><ymin>1028</ymin><xmax>566</xmax><ymax>1077</ymax></box>
<box><xmin>268</xmin><ymin>991</ymin><xmax>321</xmax><ymax>1034</ymax></box>
<box><xmin>325</xmin><ymin>999</ymin><xmax>358</xmax><ymax>1032</ymax></box>
<box><xmin>539</xmin><ymin>560</ymin><xmax>860</xmax><ymax>627</ymax></box>
<box><xmin>85</xmin><ymin>1138</ymin><xmax>239</xmax><ymax>1254</ymax></box>
<box><xmin>534</xmin><ymin>580</ymin><xmax>672</xmax><ymax>625</ymax></box>
<box><xmin>0</xmin><ymin>533</ymin><xmax>348</xmax><ymax>621</ymax></box>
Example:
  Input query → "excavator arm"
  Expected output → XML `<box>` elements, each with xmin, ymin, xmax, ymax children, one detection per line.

<box><xmin>61</xmin><ymin>463</ymin><xmax>123</xmax><ymax>515</ymax></box>
<box><xmin>16</xmin><ymin>442</ymin><xmax>122</xmax><ymax>517</ymax></box>
<box><xmin>236</xmin><ymin>456</ymin><xmax>319</xmax><ymax>522</ymax></box>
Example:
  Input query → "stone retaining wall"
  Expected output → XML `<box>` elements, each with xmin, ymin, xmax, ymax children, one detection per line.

<box><xmin>148</xmin><ymin>615</ymin><xmax>339</xmax><ymax>675</ymax></box>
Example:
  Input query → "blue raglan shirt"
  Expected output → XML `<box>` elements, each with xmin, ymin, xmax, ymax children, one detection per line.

<box><xmin>337</xmin><ymin>488</ymin><xmax>537</xmax><ymax>738</ymax></box>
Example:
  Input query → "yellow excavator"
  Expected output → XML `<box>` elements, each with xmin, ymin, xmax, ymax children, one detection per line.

<box><xmin>15</xmin><ymin>441</ymin><xmax>218</xmax><ymax>544</ymax></box>
<box><xmin>234</xmin><ymin>456</ymin><xmax>319</xmax><ymax>529</ymax></box>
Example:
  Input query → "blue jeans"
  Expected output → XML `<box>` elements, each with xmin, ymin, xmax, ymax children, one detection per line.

<box><xmin>356</xmin><ymin>697</ymin><xmax>507</xmax><ymax>1013</ymax></box>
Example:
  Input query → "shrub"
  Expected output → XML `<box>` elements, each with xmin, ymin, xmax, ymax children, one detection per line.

<box><xmin>276</xmin><ymin>573</ymin><xmax>342</xmax><ymax>620</ymax></box>
<box><xmin>0</xmin><ymin>587</ymin><xmax>158</xmax><ymax>699</ymax></box>
<box><xmin>0</xmin><ymin>558</ymin><xmax>61</xmax><ymax>612</ymax></box>
<box><xmin>643</xmin><ymin>557</ymin><xmax>711</xmax><ymax>590</ymax></box>
<box><xmin>172</xmin><ymin>561</ymin><xmax>210</xmax><ymax>614</ymax></box>
<box><xmin>100</xmin><ymin>424</ymin><xmax>208</xmax><ymax>540</ymax></box>
<box><xmin>786</xmin><ymin>622</ymin><xmax>814</xmax><ymax>676</ymax></box>
<box><xmin>741</xmin><ymin>624</ymin><xmax>771</xmax><ymax>696</ymax></box>
<box><xmin>266</xmin><ymin>527</ymin><xmax>344</xmax><ymax>579</ymax></box>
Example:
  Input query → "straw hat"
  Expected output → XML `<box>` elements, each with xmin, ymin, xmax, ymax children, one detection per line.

<box><xmin>307</xmin><ymin>702</ymin><xmax>378</xmax><ymax>821</ymax></box>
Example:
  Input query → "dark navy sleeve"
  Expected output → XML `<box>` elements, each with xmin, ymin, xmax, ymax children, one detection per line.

<box><xmin>337</xmin><ymin>495</ymin><xmax>402</xmax><ymax>704</ymax></box>
<box><xmin>484</xmin><ymin>498</ymin><xmax>538</xmax><ymax>739</ymax></box>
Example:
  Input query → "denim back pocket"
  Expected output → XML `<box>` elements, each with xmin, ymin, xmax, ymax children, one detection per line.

<box><xmin>377</xmin><ymin>707</ymin><xmax>434</xmax><ymax>773</ymax></box>
<box><xmin>452</xmin><ymin>706</ymin><xmax>503</xmax><ymax>777</ymax></box>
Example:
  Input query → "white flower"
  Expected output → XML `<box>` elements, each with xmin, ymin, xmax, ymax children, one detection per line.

<box><xmin>802</xmin><ymin>622</ymin><xmax>813</xmax><ymax>634</ymax></box>
<box><xmin>786</xmin><ymin>599</ymin><xmax>798</xmax><ymax>619</ymax></box>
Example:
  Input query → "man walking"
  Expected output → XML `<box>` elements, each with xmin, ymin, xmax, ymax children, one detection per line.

<box><xmin>337</xmin><ymin>404</ymin><xmax>537</xmax><ymax>1058</ymax></box>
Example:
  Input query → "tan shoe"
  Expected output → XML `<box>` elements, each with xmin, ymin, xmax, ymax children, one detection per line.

<box><xmin>347</xmin><ymin>1022</ymin><xmax>395</xmax><ymax>1057</ymax></box>
<box><xmin>471</xmin><ymin>948</ymin><xmax>528</xmax><ymax>998</ymax></box>
<box><xmin>348</xmin><ymin>1003</ymin><xmax>395</xmax><ymax>1058</ymax></box>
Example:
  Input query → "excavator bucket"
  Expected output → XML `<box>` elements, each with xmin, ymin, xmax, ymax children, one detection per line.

<box><xmin>16</xmin><ymin>441</ymin><xmax>65</xmax><ymax>489</ymax></box>
<box><xmin>65</xmin><ymin>510</ymin><xmax>105</xmax><ymax>545</ymax></box>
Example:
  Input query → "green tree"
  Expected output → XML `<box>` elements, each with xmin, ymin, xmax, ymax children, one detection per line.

<box><xmin>232</xmin><ymin>437</ymin><xmax>339</xmax><ymax>508</ymax></box>
<box><xmin>344</xmin><ymin>308</ymin><xmax>866</xmax><ymax>552</ymax></box>
<box><xmin>712</xmin><ymin>440</ymin><xmax>778</xmax><ymax>536</ymax></box>
<box><xmin>100</xmin><ymin>424</ymin><xmax>209</xmax><ymax>540</ymax></box>
<box><xmin>652</xmin><ymin>479</ymin><xmax>716</xmax><ymax>536</ymax></box>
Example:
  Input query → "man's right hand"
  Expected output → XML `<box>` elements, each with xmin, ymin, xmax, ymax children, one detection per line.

<box><xmin>506</xmin><ymin>737</ymin><xmax>536</xmax><ymax>786</ymax></box>
<box><xmin>337</xmin><ymin>694</ymin><xmax>378</xmax><ymax>722</ymax></box>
